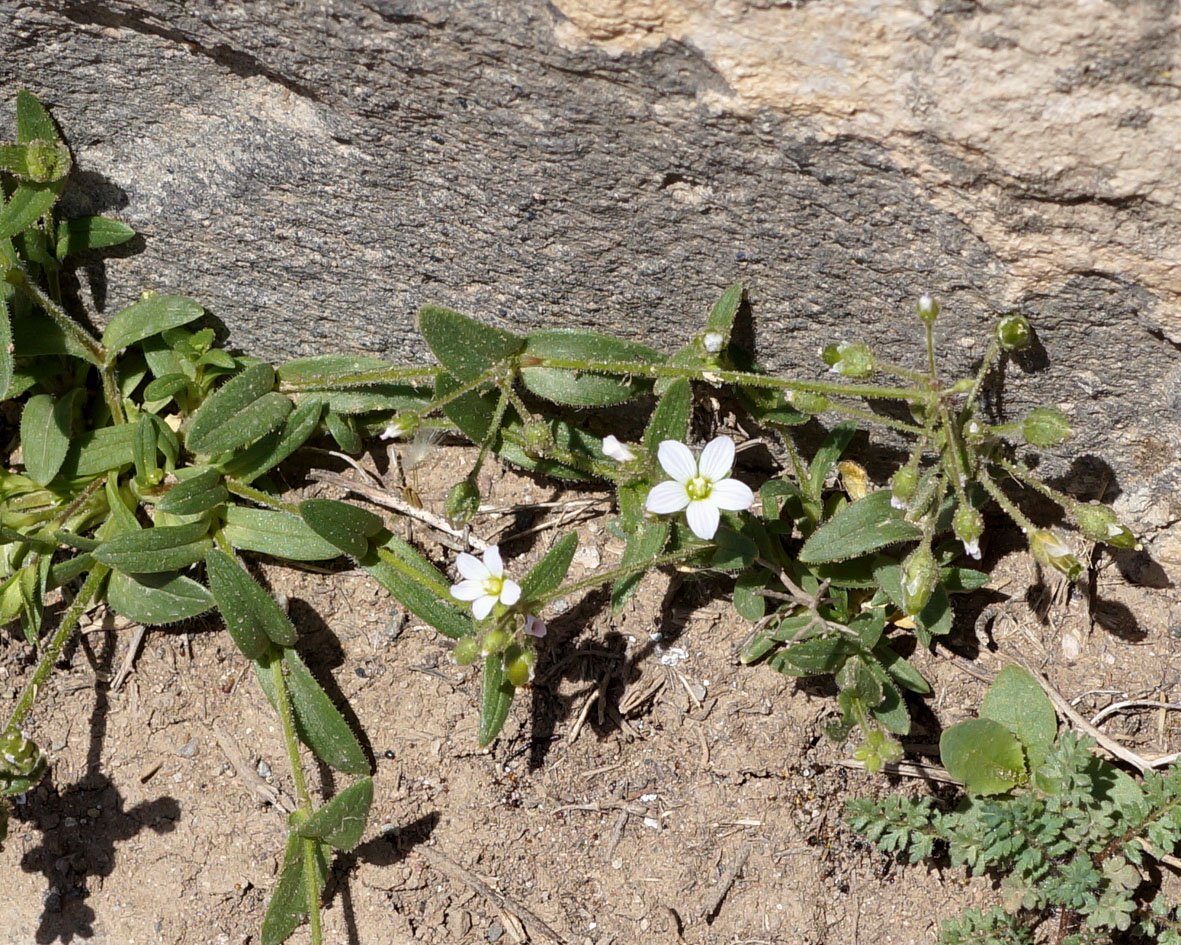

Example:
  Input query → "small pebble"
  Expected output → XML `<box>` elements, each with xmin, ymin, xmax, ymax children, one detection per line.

<box><xmin>486</xmin><ymin>919</ymin><xmax>504</xmax><ymax>942</ymax></box>
<box><xmin>176</xmin><ymin>738</ymin><xmax>198</xmax><ymax>758</ymax></box>
<box><xmin>257</xmin><ymin>760</ymin><xmax>271</xmax><ymax>779</ymax></box>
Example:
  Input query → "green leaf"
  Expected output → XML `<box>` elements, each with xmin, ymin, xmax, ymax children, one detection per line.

<box><xmin>479</xmin><ymin>654</ymin><xmax>515</xmax><ymax>747</ymax></box>
<box><xmin>260</xmin><ymin>833</ymin><xmax>326</xmax><ymax>945</ymax></box>
<box><xmin>276</xmin><ymin>354</ymin><xmax>393</xmax><ymax>386</ymax></box>
<box><xmin>940</xmin><ymin>566</ymin><xmax>990</xmax><ymax>594</ymax></box>
<box><xmin>206</xmin><ymin>549</ymin><xmax>297</xmax><ymax>656</ymax></box>
<box><xmin>643</xmin><ymin>378</ymin><xmax>692</xmax><ymax>452</ymax></box>
<box><xmin>781</xmin><ymin>636</ymin><xmax>854</xmax><ymax>675</ymax></box>
<box><xmin>0</xmin><ymin>183</ymin><xmax>63</xmax><ymax>241</ymax></box>
<box><xmin>867</xmin><ymin>674</ymin><xmax>910</xmax><ymax>735</ymax></box>
<box><xmin>157</xmin><ymin>467</ymin><xmax>228</xmax><ymax>516</ymax></box>
<box><xmin>808</xmin><ymin>422</ymin><xmax>856</xmax><ymax>499</ymax></box>
<box><xmin>705</xmin><ymin>283</ymin><xmax>744</xmax><ymax>337</ymax></box>
<box><xmin>15</xmin><ymin>90</ymin><xmax>58</xmax><ymax>143</ymax></box>
<box><xmin>256</xmin><ymin>648</ymin><xmax>370</xmax><ymax>775</ymax></box>
<box><xmin>299</xmin><ymin>499</ymin><xmax>383</xmax><ymax>560</ymax></box>
<box><xmin>106</xmin><ymin>571</ymin><xmax>215</xmax><ymax>625</ymax></box>
<box><xmin>20</xmin><ymin>393</ymin><xmax>71</xmax><ymax>486</ymax></box>
<box><xmin>733</xmin><ymin>570</ymin><xmax>769</xmax><ymax>621</ymax></box>
<box><xmin>980</xmin><ymin>665</ymin><xmax>1057</xmax><ymax>769</ymax></box>
<box><xmin>185</xmin><ymin>362</ymin><xmax>280</xmax><ymax>454</ymax></box>
<box><xmin>323</xmin><ymin>409</ymin><xmax>361</xmax><ymax>453</ymax></box>
<box><xmin>94</xmin><ymin>521</ymin><xmax>211</xmax><ymax>573</ymax></box>
<box><xmin>56</xmin><ymin>216</ymin><xmax>135</xmax><ymax>258</ymax></box>
<box><xmin>359</xmin><ymin>536</ymin><xmax>473</xmax><ymax>640</ymax></box>
<box><xmin>940</xmin><ymin>718</ymin><xmax>1027</xmax><ymax>795</ymax></box>
<box><xmin>611</xmin><ymin>520</ymin><xmax>669</xmax><ymax>612</ymax></box>
<box><xmin>101</xmin><ymin>295</ymin><xmax>204</xmax><ymax>360</ymax></box>
<box><xmin>295</xmin><ymin>777</ymin><xmax>373</xmax><ymax>850</ymax></box>
<box><xmin>219</xmin><ymin>397</ymin><xmax>323</xmax><ymax>483</ymax></box>
<box><xmin>418</xmin><ymin>304</ymin><xmax>523</xmax><ymax>382</ymax></box>
<box><xmin>58</xmin><ymin>424</ymin><xmax>138</xmax><ymax>479</ymax></box>
<box><xmin>293</xmin><ymin>385</ymin><xmax>429</xmax><ymax>416</ymax></box>
<box><xmin>519</xmin><ymin>532</ymin><xmax>577</xmax><ymax>600</ymax></box>
<box><xmin>799</xmin><ymin>490</ymin><xmax>922</xmax><ymax>565</ymax></box>
<box><xmin>872</xmin><ymin>642</ymin><xmax>932</xmax><ymax>695</ymax></box>
<box><xmin>222</xmin><ymin>505</ymin><xmax>342</xmax><ymax>561</ymax></box>
<box><xmin>520</xmin><ymin>329</ymin><xmax>661</xmax><ymax>406</ymax></box>
<box><xmin>0</xmin><ymin>299</ymin><xmax>12</xmax><ymax>400</ymax></box>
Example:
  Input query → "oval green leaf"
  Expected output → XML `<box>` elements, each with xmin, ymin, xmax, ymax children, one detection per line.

<box><xmin>101</xmin><ymin>295</ymin><xmax>204</xmax><ymax>361</ymax></box>
<box><xmin>299</xmin><ymin>499</ymin><xmax>383</xmax><ymax>560</ymax></box>
<box><xmin>418</xmin><ymin>304</ymin><xmax>523</xmax><ymax>383</ymax></box>
<box><xmin>222</xmin><ymin>506</ymin><xmax>342</xmax><ymax>561</ymax></box>
<box><xmin>940</xmin><ymin>717</ymin><xmax>1027</xmax><ymax>795</ymax></box>
<box><xmin>94</xmin><ymin>521</ymin><xmax>211</xmax><ymax>574</ymax></box>
<box><xmin>295</xmin><ymin>777</ymin><xmax>373</xmax><ymax>850</ymax></box>
<box><xmin>106</xmin><ymin>571</ymin><xmax>215</xmax><ymax>625</ymax></box>
<box><xmin>206</xmin><ymin>549</ymin><xmax>297</xmax><ymax>656</ymax></box>
<box><xmin>799</xmin><ymin>490</ymin><xmax>922</xmax><ymax>565</ymax></box>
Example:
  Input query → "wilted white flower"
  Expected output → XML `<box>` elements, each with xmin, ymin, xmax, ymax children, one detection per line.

<box><xmin>524</xmin><ymin>614</ymin><xmax>547</xmax><ymax>638</ymax></box>
<box><xmin>702</xmin><ymin>331</ymin><xmax>725</xmax><ymax>354</ymax></box>
<box><xmin>601</xmin><ymin>435</ymin><xmax>636</xmax><ymax>463</ymax></box>
<box><xmin>644</xmin><ymin>435</ymin><xmax>754</xmax><ymax>541</ymax></box>
<box><xmin>380</xmin><ymin>415</ymin><xmax>414</xmax><ymax>441</ymax></box>
<box><xmin>449</xmin><ymin>545</ymin><xmax>521</xmax><ymax>620</ymax></box>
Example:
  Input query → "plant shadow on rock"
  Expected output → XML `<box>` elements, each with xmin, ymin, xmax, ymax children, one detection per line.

<box><xmin>14</xmin><ymin>629</ymin><xmax>180</xmax><ymax>944</ymax></box>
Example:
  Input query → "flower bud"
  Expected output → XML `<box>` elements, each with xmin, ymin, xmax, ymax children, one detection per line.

<box><xmin>522</xmin><ymin>421</ymin><xmax>554</xmax><ymax>458</ymax></box>
<box><xmin>1072</xmin><ymin>502</ymin><xmax>1140</xmax><ymax>550</ymax></box>
<box><xmin>997</xmin><ymin>314</ymin><xmax>1032</xmax><ymax>351</ymax></box>
<box><xmin>916</xmin><ymin>294</ymin><xmax>940</xmax><ymax>325</ymax></box>
<box><xmin>900</xmin><ymin>545</ymin><xmax>938</xmax><ymax>615</ymax></box>
<box><xmin>821</xmin><ymin>342</ymin><xmax>874</xmax><ymax>379</ymax></box>
<box><xmin>701</xmin><ymin>331</ymin><xmax>725</xmax><ymax>354</ymax></box>
<box><xmin>890</xmin><ymin>467</ymin><xmax>919</xmax><ymax>510</ymax></box>
<box><xmin>445</xmin><ymin>477</ymin><xmax>481</xmax><ymax>525</ymax></box>
<box><xmin>481</xmin><ymin>628</ymin><xmax>510</xmax><ymax>655</ymax></box>
<box><xmin>453</xmin><ymin>637</ymin><xmax>481</xmax><ymax>665</ymax></box>
<box><xmin>1022</xmin><ymin>407</ymin><xmax>1072</xmax><ymax>448</ymax></box>
<box><xmin>786</xmin><ymin>389</ymin><xmax>829</xmax><ymax>415</ymax></box>
<box><xmin>953</xmin><ymin>505</ymin><xmax>984</xmax><ymax>560</ymax></box>
<box><xmin>503</xmin><ymin>644</ymin><xmax>536</xmax><ymax>687</ymax></box>
<box><xmin>601</xmin><ymin>435</ymin><xmax>636</xmax><ymax>463</ymax></box>
<box><xmin>1030</xmin><ymin>529</ymin><xmax>1083</xmax><ymax>581</ymax></box>
<box><xmin>852</xmin><ymin>729</ymin><xmax>904</xmax><ymax>774</ymax></box>
<box><xmin>0</xmin><ymin>731</ymin><xmax>43</xmax><ymax>779</ymax></box>
<box><xmin>380</xmin><ymin>415</ymin><xmax>417</xmax><ymax>441</ymax></box>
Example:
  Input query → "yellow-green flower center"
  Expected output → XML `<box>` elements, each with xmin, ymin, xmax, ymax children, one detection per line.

<box><xmin>482</xmin><ymin>576</ymin><xmax>505</xmax><ymax>597</ymax></box>
<box><xmin>685</xmin><ymin>476</ymin><xmax>712</xmax><ymax>501</ymax></box>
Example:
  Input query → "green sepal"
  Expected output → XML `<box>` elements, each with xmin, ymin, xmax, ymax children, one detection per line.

<box><xmin>299</xmin><ymin>498</ymin><xmax>383</xmax><ymax>559</ymax></box>
<box><xmin>255</xmin><ymin>647</ymin><xmax>370</xmax><ymax>775</ymax></box>
<box><xmin>294</xmin><ymin>777</ymin><xmax>373</xmax><ymax>850</ymax></box>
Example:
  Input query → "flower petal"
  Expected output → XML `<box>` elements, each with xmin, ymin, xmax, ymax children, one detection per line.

<box><xmin>685</xmin><ymin>500</ymin><xmax>720</xmax><ymax>541</ymax></box>
<box><xmin>601</xmin><ymin>435</ymin><xmax>636</xmax><ymax>463</ymax></box>
<box><xmin>456</xmin><ymin>553</ymin><xmax>489</xmax><ymax>582</ymax></box>
<box><xmin>697</xmin><ymin>435</ymin><xmax>735</xmax><ymax>481</ymax></box>
<box><xmin>709</xmin><ymin>477</ymin><xmax>754</xmax><ymax>512</ymax></box>
<box><xmin>499</xmin><ymin>578</ymin><xmax>521</xmax><ymax>606</ymax></box>
<box><xmin>472</xmin><ymin>595</ymin><xmax>496</xmax><ymax>620</ymax></box>
<box><xmin>646</xmin><ymin>480</ymin><xmax>690</xmax><ymax>514</ymax></box>
<box><xmin>482</xmin><ymin>545</ymin><xmax>504</xmax><ymax>578</ymax></box>
<box><xmin>524</xmin><ymin>615</ymin><xmax>547</xmax><ymax>638</ymax></box>
<box><xmin>657</xmin><ymin>440</ymin><xmax>697</xmax><ymax>483</ymax></box>
<box><xmin>450</xmin><ymin>579</ymin><xmax>485</xmax><ymax>602</ymax></box>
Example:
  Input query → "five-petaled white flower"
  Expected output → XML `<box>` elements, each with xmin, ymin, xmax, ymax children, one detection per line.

<box><xmin>449</xmin><ymin>545</ymin><xmax>521</xmax><ymax>620</ymax></box>
<box><xmin>645</xmin><ymin>435</ymin><xmax>753</xmax><ymax>540</ymax></box>
<box><xmin>601</xmin><ymin>435</ymin><xmax>636</xmax><ymax>463</ymax></box>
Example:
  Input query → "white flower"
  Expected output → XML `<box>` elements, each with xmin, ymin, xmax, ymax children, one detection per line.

<box><xmin>524</xmin><ymin>614</ymin><xmax>547</xmax><ymax>638</ymax></box>
<box><xmin>702</xmin><ymin>331</ymin><xmax>725</xmax><ymax>354</ymax></box>
<box><xmin>380</xmin><ymin>416</ymin><xmax>413</xmax><ymax>441</ymax></box>
<box><xmin>644</xmin><ymin>435</ymin><xmax>754</xmax><ymax>540</ymax></box>
<box><xmin>962</xmin><ymin>538</ymin><xmax>981</xmax><ymax>560</ymax></box>
<box><xmin>449</xmin><ymin>545</ymin><xmax>521</xmax><ymax>620</ymax></box>
<box><xmin>601</xmin><ymin>435</ymin><xmax>636</xmax><ymax>463</ymax></box>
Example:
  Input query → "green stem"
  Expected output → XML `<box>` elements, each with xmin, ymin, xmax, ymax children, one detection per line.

<box><xmin>822</xmin><ymin>401</ymin><xmax>926</xmax><ymax>437</ymax></box>
<box><xmin>226</xmin><ymin>479</ymin><xmax>302</xmax><ymax>516</ymax></box>
<box><xmin>924</xmin><ymin>321</ymin><xmax>937</xmax><ymax>381</ymax></box>
<box><xmin>6</xmin><ymin>266</ymin><xmax>106</xmax><ymax>365</ymax></box>
<box><xmin>470</xmin><ymin>381</ymin><xmax>513</xmax><ymax>479</ymax></box>
<box><xmin>4</xmin><ymin>565</ymin><xmax>109</xmax><ymax>736</ymax></box>
<box><xmin>977</xmin><ymin>466</ymin><xmax>1038</xmax><ymax>535</ymax></box>
<box><xmin>965</xmin><ymin>340</ymin><xmax>1001</xmax><ymax>414</ymax></box>
<box><xmin>993</xmin><ymin>455</ymin><xmax>1076</xmax><ymax>510</ymax></box>
<box><xmin>536</xmin><ymin>547</ymin><xmax>701</xmax><ymax>604</ymax></box>
<box><xmin>413</xmin><ymin>364</ymin><xmax>509</xmax><ymax>419</ymax></box>
<box><xmin>279</xmin><ymin>364</ymin><xmax>440</xmax><ymax>390</ymax></box>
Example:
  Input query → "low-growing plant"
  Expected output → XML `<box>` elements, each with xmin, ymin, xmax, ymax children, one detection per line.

<box><xmin>848</xmin><ymin>666</ymin><xmax>1181</xmax><ymax>944</ymax></box>
<box><xmin>0</xmin><ymin>89</ymin><xmax>1164</xmax><ymax>944</ymax></box>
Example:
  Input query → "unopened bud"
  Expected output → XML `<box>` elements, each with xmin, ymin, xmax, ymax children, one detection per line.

<box><xmin>1072</xmin><ymin>502</ymin><xmax>1140</xmax><ymax>550</ymax></box>
<box><xmin>702</xmin><ymin>331</ymin><xmax>725</xmax><ymax>354</ymax></box>
<box><xmin>821</xmin><ymin>342</ymin><xmax>874</xmax><ymax>379</ymax></box>
<box><xmin>523</xmin><ymin>421</ymin><xmax>554</xmax><ymax>458</ymax></box>
<box><xmin>1022</xmin><ymin>406</ymin><xmax>1072</xmax><ymax>448</ymax></box>
<box><xmin>997</xmin><ymin>314</ymin><xmax>1032</xmax><ymax>351</ymax></box>
<box><xmin>445</xmin><ymin>478</ymin><xmax>481</xmax><ymax>525</ymax></box>
<box><xmin>453</xmin><ymin>637</ymin><xmax>481</xmax><ymax>665</ymax></box>
<box><xmin>916</xmin><ymin>294</ymin><xmax>940</xmax><ymax>325</ymax></box>
<box><xmin>953</xmin><ymin>505</ymin><xmax>984</xmax><ymax>560</ymax></box>
<box><xmin>890</xmin><ymin>467</ymin><xmax>919</xmax><ymax>510</ymax></box>
<box><xmin>503</xmin><ymin>643</ymin><xmax>536</xmax><ymax>687</ymax></box>
<box><xmin>601</xmin><ymin>435</ymin><xmax>636</xmax><ymax>463</ymax></box>
<box><xmin>1030</xmin><ymin>529</ymin><xmax>1083</xmax><ymax>581</ymax></box>
<box><xmin>481</xmin><ymin>628</ymin><xmax>510</xmax><ymax>655</ymax></box>
<box><xmin>900</xmin><ymin>545</ymin><xmax>938</xmax><ymax>615</ymax></box>
<box><xmin>786</xmin><ymin>389</ymin><xmax>829</xmax><ymax>415</ymax></box>
<box><xmin>380</xmin><ymin>415</ymin><xmax>416</xmax><ymax>441</ymax></box>
<box><xmin>0</xmin><ymin>731</ymin><xmax>43</xmax><ymax>779</ymax></box>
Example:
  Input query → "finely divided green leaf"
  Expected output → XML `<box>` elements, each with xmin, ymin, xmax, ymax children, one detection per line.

<box><xmin>418</xmin><ymin>305</ymin><xmax>523</xmax><ymax>382</ymax></box>
<box><xmin>56</xmin><ymin>216</ymin><xmax>135</xmax><ymax>258</ymax></box>
<box><xmin>799</xmin><ymin>490</ymin><xmax>921</xmax><ymax>564</ymax></box>
<box><xmin>20</xmin><ymin>393</ymin><xmax>71</xmax><ymax>485</ymax></box>
<box><xmin>101</xmin><ymin>295</ymin><xmax>204</xmax><ymax>359</ymax></box>
<box><xmin>206</xmin><ymin>549</ymin><xmax>297</xmax><ymax>657</ymax></box>
<box><xmin>940</xmin><ymin>718</ymin><xmax>1026</xmax><ymax>795</ymax></box>
<box><xmin>299</xmin><ymin>499</ymin><xmax>383</xmax><ymax>560</ymax></box>
<box><xmin>222</xmin><ymin>506</ymin><xmax>342</xmax><ymax>561</ymax></box>
<box><xmin>479</xmin><ymin>654</ymin><xmax>515</xmax><ymax>747</ymax></box>
<box><xmin>256</xmin><ymin>648</ymin><xmax>369</xmax><ymax>775</ymax></box>
<box><xmin>520</xmin><ymin>329</ymin><xmax>661</xmax><ymax>406</ymax></box>
<box><xmin>519</xmin><ymin>532</ymin><xmax>577</xmax><ymax>600</ymax></box>
<box><xmin>106</xmin><ymin>571</ymin><xmax>215</xmax><ymax>625</ymax></box>
<box><xmin>94</xmin><ymin>521</ymin><xmax>211</xmax><ymax>573</ymax></box>
<box><xmin>295</xmin><ymin>777</ymin><xmax>373</xmax><ymax>850</ymax></box>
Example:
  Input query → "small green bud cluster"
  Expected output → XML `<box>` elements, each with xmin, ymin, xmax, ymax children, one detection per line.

<box><xmin>522</xmin><ymin>421</ymin><xmax>555</xmax><ymax>458</ymax></box>
<box><xmin>454</xmin><ymin>626</ymin><xmax>536</xmax><ymax>685</ymax></box>
<box><xmin>852</xmin><ymin>729</ymin><xmax>904</xmax><ymax>774</ymax></box>
<box><xmin>445</xmin><ymin>477</ymin><xmax>481</xmax><ymax>524</ymax></box>
<box><xmin>1072</xmin><ymin>501</ymin><xmax>1139</xmax><ymax>550</ymax></box>
<box><xmin>996</xmin><ymin>313</ymin><xmax>1032</xmax><ymax>351</ymax></box>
